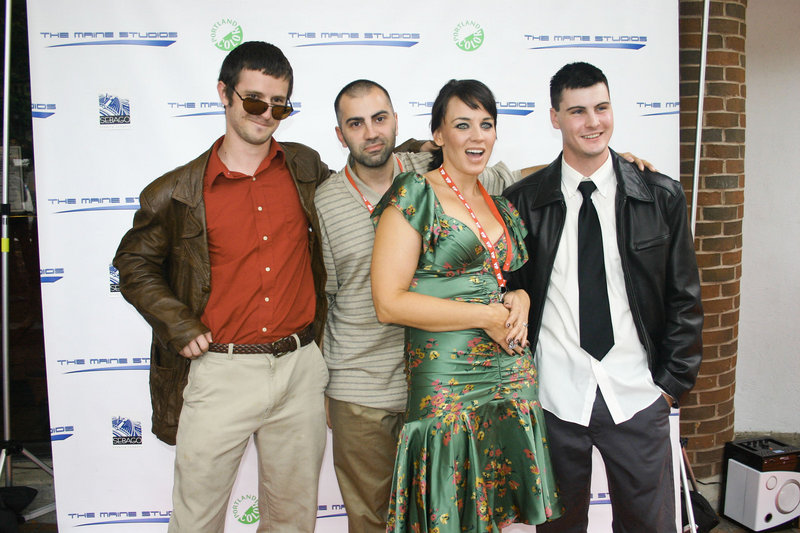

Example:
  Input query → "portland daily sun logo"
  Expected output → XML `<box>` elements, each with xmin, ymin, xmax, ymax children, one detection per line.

<box><xmin>211</xmin><ymin>19</ymin><xmax>243</xmax><ymax>51</ymax></box>
<box><xmin>453</xmin><ymin>20</ymin><xmax>484</xmax><ymax>52</ymax></box>
<box><xmin>232</xmin><ymin>494</ymin><xmax>260</xmax><ymax>525</ymax></box>
<box><xmin>99</xmin><ymin>93</ymin><xmax>130</xmax><ymax>126</ymax></box>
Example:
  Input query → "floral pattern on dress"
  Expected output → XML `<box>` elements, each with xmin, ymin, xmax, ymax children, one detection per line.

<box><xmin>373</xmin><ymin>172</ymin><xmax>562</xmax><ymax>532</ymax></box>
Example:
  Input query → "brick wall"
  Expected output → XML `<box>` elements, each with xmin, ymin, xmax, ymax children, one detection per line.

<box><xmin>678</xmin><ymin>0</ymin><xmax>746</xmax><ymax>478</ymax></box>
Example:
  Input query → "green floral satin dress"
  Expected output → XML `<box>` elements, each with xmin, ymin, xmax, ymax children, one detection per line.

<box><xmin>372</xmin><ymin>172</ymin><xmax>563</xmax><ymax>533</ymax></box>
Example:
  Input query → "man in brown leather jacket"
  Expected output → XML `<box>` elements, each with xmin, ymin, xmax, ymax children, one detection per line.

<box><xmin>113</xmin><ymin>42</ymin><xmax>330</xmax><ymax>533</ymax></box>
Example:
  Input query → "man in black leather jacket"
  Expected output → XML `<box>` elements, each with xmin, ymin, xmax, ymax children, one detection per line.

<box><xmin>504</xmin><ymin>62</ymin><xmax>703</xmax><ymax>532</ymax></box>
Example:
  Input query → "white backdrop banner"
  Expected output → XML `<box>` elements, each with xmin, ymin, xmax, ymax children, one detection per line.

<box><xmin>27</xmin><ymin>1</ymin><xmax>679</xmax><ymax>530</ymax></box>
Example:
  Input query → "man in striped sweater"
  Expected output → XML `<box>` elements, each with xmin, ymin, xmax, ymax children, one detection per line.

<box><xmin>315</xmin><ymin>79</ymin><xmax>523</xmax><ymax>533</ymax></box>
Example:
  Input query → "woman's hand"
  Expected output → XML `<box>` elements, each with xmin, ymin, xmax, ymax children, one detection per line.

<box><xmin>372</xmin><ymin>204</ymin><xmax>532</xmax><ymax>344</ymax></box>
<box><xmin>502</xmin><ymin>290</ymin><xmax>530</xmax><ymax>352</ymax></box>
<box><xmin>483</xmin><ymin>302</ymin><xmax>515</xmax><ymax>355</ymax></box>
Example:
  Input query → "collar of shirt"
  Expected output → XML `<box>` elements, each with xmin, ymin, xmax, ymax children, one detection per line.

<box><xmin>541</xmin><ymin>150</ymin><xmax>659</xmax><ymax>425</ymax></box>
<box><xmin>205</xmin><ymin>135</ymin><xmax>285</xmax><ymax>188</ymax></box>
<box><xmin>343</xmin><ymin>154</ymin><xmax>405</xmax><ymax>205</ymax></box>
<box><xmin>561</xmin><ymin>151</ymin><xmax>615</xmax><ymax>200</ymax></box>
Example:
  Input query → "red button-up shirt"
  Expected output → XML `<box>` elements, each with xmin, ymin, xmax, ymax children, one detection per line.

<box><xmin>200</xmin><ymin>136</ymin><xmax>316</xmax><ymax>343</ymax></box>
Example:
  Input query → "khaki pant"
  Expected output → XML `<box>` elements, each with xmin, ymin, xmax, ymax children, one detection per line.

<box><xmin>168</xmin><ymin>342</ymin><xmax>328</xmax><ymax>533</ymax></box>
<box><xmin>328</xmin><ymin>397</ymin><xmax>405</xmax><ymax>533</ymax></box>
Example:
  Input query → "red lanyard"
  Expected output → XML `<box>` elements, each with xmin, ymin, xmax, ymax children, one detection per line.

<box><xmin>344</xmin><ymin>155</ymin><xmax>404</xmax><ymax>214</ymax></box>
<box><xmin>438</xmin><ymin>166</ymin><xmax>512</xmax><ymax>289</ymax></box>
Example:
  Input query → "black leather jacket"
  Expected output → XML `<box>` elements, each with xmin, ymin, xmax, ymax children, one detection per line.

<box><xmin>503</xmin><ymin>150</ymin><xmax>703</xmax><ymax>401</ymax></box>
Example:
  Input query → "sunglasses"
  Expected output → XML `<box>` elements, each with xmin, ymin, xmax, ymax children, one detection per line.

<box><xmin>231</xmin><ymin>88</ymin><xmax>293</xmax><ymax>120</ymax></box>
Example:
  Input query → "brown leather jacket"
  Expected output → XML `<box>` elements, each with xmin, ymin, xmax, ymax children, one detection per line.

<box><xmin>113</xmin><ymin>141</ymin><xmax>330</xmax><ymax>444</ymax></box>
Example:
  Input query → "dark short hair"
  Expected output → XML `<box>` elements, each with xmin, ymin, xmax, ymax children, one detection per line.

<box><xmin>333</xmin><ymin>79</ymin><xmax>393</xmax><ymax>125</ymax></box>
<box><xmin>550</xmin><ymin>62</ymin><xmax>609</xmax><ymax>110</ymax></box>
<box><xmin>430</xmin><ymin>79</ymin><xmax>497</xmax><ymax>135</ymax></box>
<box><xmin>218</xmin><ymin>41</ymin><xmax>294</xmax><ymax>102</ymax></box>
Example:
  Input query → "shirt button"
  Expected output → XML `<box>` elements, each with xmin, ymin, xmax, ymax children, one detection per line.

<box><xmin>252</xmin><ymin>177</ymin><xmax>256</xmax><ymax>181</ymax></box>
<box><xmin>262</xmin><ymin>327</ymin><xmax>267</xmax><ymax>333</ymax></box>
<box><xmin>263</xmin><ymin>235</ymin><xmax>268</xmax><ymax>241</ymax></box>
<box><xmin>265</xmin><ymin>267</ymin><xmax>271</xmax><ymax>272</ymax></box>
<box><xmin>264</xmin><ymin>297</ymin><xmax>270</xmax><ymax>302</ymax></box>
<box><xmin>257</xmin><ymin>206</ymin><xmax>263</xmax><ymax>211</ymax></box>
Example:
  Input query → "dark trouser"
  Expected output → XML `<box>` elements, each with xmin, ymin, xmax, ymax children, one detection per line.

<box><xmin>537</xmin><ymin>389</ymin><xmax>676</xmax><ymax>533</ymax></box>
<box><xmin>328</xmin><ymin>397</ymin><xmax>405</xmax><ymax>533</ymax></box>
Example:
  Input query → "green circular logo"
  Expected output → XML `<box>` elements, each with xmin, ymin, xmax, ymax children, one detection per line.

<box><xmin>211</xmin><ymin>19</ymin><xmax>244</xmax><ymax>51</ymax></box>
<box><xmin>232</xmin><ymin>494</ymin><xmax>260</xmax><ymax>525</ymax></box>
<box><xmin>453</xmin><ymin>20</ymin><xmax>484</xmax><ymax>52</ymax></box>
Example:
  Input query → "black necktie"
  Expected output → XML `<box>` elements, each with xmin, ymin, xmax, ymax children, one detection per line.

<box><xmin>577</xmin><ymin>180</ymin><xmax>614</xmax><ymax>360</ymax></box>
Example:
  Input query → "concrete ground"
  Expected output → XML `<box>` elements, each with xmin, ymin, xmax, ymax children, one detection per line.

<box><xmin>5</xmin><ymin>452</ymin><xmax>56</xmax><ymax>532</ymax></box>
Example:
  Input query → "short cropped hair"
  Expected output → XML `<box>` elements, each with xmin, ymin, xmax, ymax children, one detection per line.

<box><xmin>549</xmin><ymin>62</ymin><xmax>609</xmax><ymax>110</ymax></box>
<box><xmin>218</xmin><ymin>41</ymin><xmax>294</xmax><ymax>102</ymax></box>
<box><xmin>333</xmin><ymin>79</ymin><xmax>394</xmax><ymax>125</ymax></box>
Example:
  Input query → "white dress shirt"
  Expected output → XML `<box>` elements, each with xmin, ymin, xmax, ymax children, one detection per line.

<box><xmin>535</xmin><ymin>152</ymin><xmax>660</xmax><ymax>426</ymax></box>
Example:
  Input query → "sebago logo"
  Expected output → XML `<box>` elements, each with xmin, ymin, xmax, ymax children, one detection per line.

<box><xmin>453</xmin><ymin>20</ymin><xmax>484</xmax><ymax>52</ymax></box>
<box><xmin>232</xmin><ymin>494</ymin><xmax>259</xmax><ymax>525</ymax></box>
<box><xmin>211</xmin><ymin>19</ymin><xmax>243</xmax><ymax>51</ymax></box>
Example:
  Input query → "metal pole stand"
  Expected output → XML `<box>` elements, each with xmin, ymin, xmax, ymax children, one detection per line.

<box><xmin>0</xmin><ymin>440</ymin><xmax>56</xmax><ymax>521</ymax></box>
<box><xmin>1</xmin><ymin>0</ymin><xmax>56</xmax><ymax>523</ymax></box>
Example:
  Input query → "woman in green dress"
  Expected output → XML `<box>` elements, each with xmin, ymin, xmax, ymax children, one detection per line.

<box><xmin>371</xmin><ymin>79</ymin><xmax>563</xmax><ymax>532</ymax></box>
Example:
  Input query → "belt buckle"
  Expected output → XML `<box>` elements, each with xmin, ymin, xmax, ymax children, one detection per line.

<box><xmin>272</xmin><ymin>334</ymin><xmax>299</xmax><ymax>358</ymax></box>
<box><xmin>273</xmin><ymin>348</ymin><xmax>289</xmax><ymax>358</ymax></box>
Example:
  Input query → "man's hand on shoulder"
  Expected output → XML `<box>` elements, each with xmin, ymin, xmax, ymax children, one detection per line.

<box><xmin>518</xmin><ymin>164</ymin><xmax>547</xmax><ymax>177</ymax></box>
<box><xmin>619</xmin><ymin>152</ymin><xmax>658</xmax><ymax>172</ymax></box>
<box><xmin>180</xmin><ymin>331</ymin><xmax>213</xmax><ymax>359</ymax></box>
<box><xmin>419</xmin><ymin>141</ymin><xmax>439</xmax><ymax>152</ymax></box>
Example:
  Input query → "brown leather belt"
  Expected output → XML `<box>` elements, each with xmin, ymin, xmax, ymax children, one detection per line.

<box><xmin>208</xmin><ymin>323</ymin><xmax>315</xmax><ymax>357</ymax></box>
